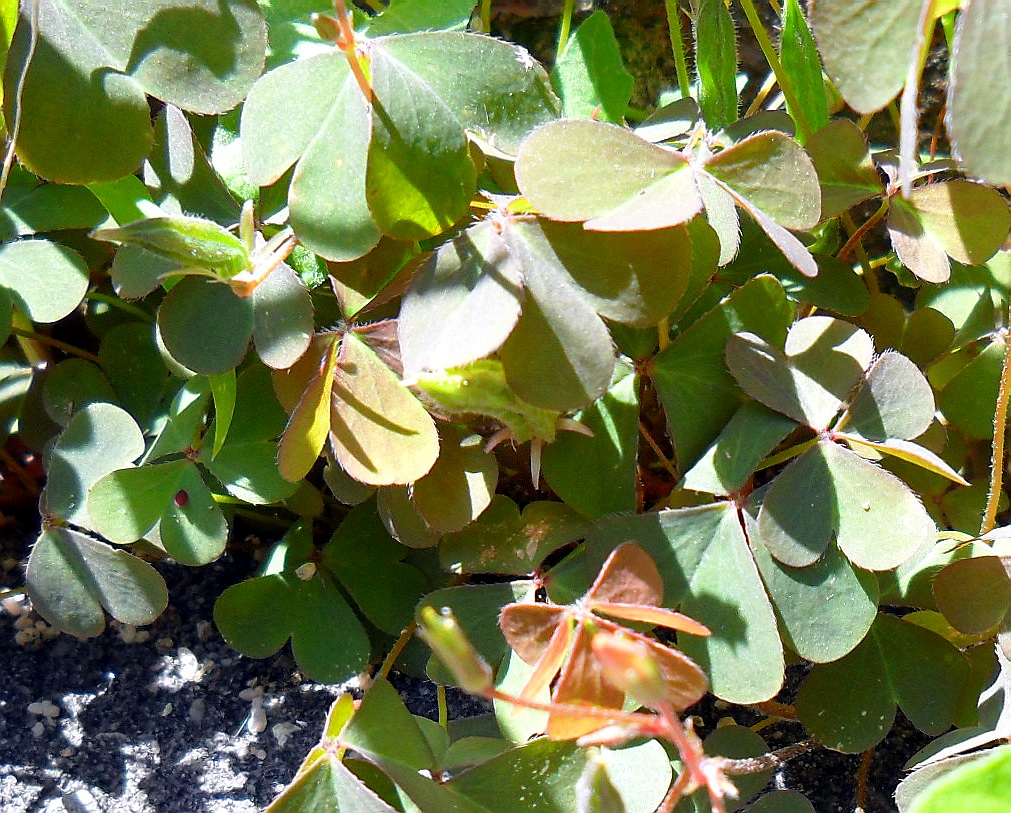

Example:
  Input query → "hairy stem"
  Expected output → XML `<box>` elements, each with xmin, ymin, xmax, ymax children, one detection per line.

<box><xmin>10</xmin><ymin>328</ymin><xmax>101</xmax><ymax>364</ymax></box>
<box><xmin>557</xmin><ymin>0</ymin><xmax>576</xmax><ymax>56</ymax></box>
<box><xmin>981</xmin><ymin>321</ymin><xmax>1011</xmax><ymax>535</ymax></box>
<box><xmin>737</xmin><ymin>0</ymin><xmax>810</xmax><ymax>141</ymax></box>
<box><xmin>664</xmin><ymin>0</ymin><xmax>692</xmax><ymax>99</ymax></box>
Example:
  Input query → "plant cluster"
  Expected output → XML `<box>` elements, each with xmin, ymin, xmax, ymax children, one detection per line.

<box><xmin>1</xmin><ymin>0</ymin><xmax>1011</xmax><ymax>810</ymax></box>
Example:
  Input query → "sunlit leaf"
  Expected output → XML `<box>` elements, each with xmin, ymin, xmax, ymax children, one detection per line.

<box><xmin>278</xmin><ymin>336</ymin><xmax>340</xmax><ymax>482</ymax></box>
<box><xmin>933</xmin><ymin>557</ymin><xmax>1011</xmax><ymax>636</ymax></box>
<box><xmin>810</xmin><ymin>0</ymin><xmax>922</xmax><ymax>114</ymax></box>
<box><xmin>515</xmin><ymin>119</ymin><xmax>701</xmax><ymax>228</ymax></box>
<box><xmin>779</xmin><ymin>0</ymin><xmax>828</xmax><ymax>139</ymax></box>
<box><xmin>726</xmin><ymin>316</ymin><xmax>874</xmax><ymax>431</ymax></box>
<box><xmin>4</xmin><ymin>0</ymin><xmax>267</xmax><ymax>183</ymax></box>
<box><xmin>805</xmin><ymin>119</ymin><xmax>883</xmax><ymax>218</ymax></box>
<box><xmin>551</xmin><ymin>10</ymin><xmax>632</xmax><ymax>123</ymax></box>
<box><xmin>398</xmin><ymin>219</ymin><xmax>524</xmax><ymax>376</ymax></box>
<box><xmin>947</xmin><ymin>0</ymin><xmax>1011</xmax><ymax>185</ymax></box>
<box><xmin>0</xmin><ymin>238</ymin><xmax>89</xmax><ymax>323</ymax></box>
<box><xmin>693</xmin><ymin>0</ymin><xmax>738</xmax><ymax>130</ymax></box>
<box><xmin>330</xmin><ymin>332</ymin><xmax>439</xmax><ymax>485</ymax></box>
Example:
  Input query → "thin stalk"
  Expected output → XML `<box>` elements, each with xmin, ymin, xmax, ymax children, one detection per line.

<box><xmin>0</xmin><ymin>0</ymin><xmax>40</xmax><ymax>200</ymax></box>
<box><xmin>855</xmin><ymin>748</ymin><xmax>874</xmax><ymax>812</ymax></box>
<box><xmin>480</xmin><ymin>0</ymin><xmax>491</xmax><ymax>34</ymax></box>
<box><xmin>0</xmin><ymin>447</ymin><xmax>40</xmax><ymax>496</ymax></box>
<box><xmin>639</xmin><ymin>422</ymin><xmax>680</xmax><ymax>482</ymax></box>
<box><xmin>86</xmin><ymin>291</ymin><xmax>153</xmax><ymax>321</ymax></box>
<box><xmin>437</xmin><ymin>685</ymin><xmax>448</xmax><ymax>729</ymax></box>
<box><xmin>719</xmin><ymin>740</ymin><xmax>816</xmax><ymax>775</ymax></box>
<box><xmin>837</xmin><ymin>199</ymin><xmax>889</xmax><ymax>261</ymax></box>
<box><xmin>376</xmin><ymin>620</ymin><xmax>417</xmax><ymax>681</ymax></box>
<box><xmin>10</xmin><ymin>328</ymin><xmax>100</xmax><ymax>364</ymax></box>
<box><xmin>665</xmin><ymin>0</ymin><xmax>692</xmax><ymax>99</ymax></box>
<box><xmin>556</xmin><ymin>0</ymin><xmax>576</xmax><ymax>56</ymax></box>
<box><xmin>334</xmin><ymin>0</ymin><xmax>372</xmax><ymax>102</ymax></box>
<box><xmin>981</xmin><ymin>324</ymin><xmax>1011</xmax><ymax>535</ymax></box>
<box><xmin>898</xmin><ymin>0</ymin><xmax>939</xmax><ymax>197</ymax></box>
<box><xmin>657</xmin><ymin>317</ymin><xmax>670</xmax><ymax>352</ymax></box>
<box><xmin>840</xmin><ymin>212</ymin><xmax>879</xmax><ymax>295</ymax></box>
<box><xmin>754</xmin><ymin>437</ymin><xmax>817</xmax><ymax>471</ymax></box>
<box><xmin>744</xmin><ymin>71</ymin><xmax>778</xmax><ymax>117</ymax></box>
<box><xmin>737</xmin><ymin>0</ymin><xmax>810</xmax><ymax>141</ymax></box>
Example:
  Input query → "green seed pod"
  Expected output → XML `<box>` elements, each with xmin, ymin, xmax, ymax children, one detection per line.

<box><xmin>416</xmin><ymin>606</ymin><xmax>493</xmax><ymax>695</ymax></box>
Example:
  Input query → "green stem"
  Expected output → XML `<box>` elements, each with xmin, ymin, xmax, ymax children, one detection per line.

<box><xmin>755</xmin><ymin>437</ymin><xmax>817</xmax><ymax>472</ymax></box>
<box><xmin>437</xmin><ymin>684</ymin><xmax>448</xmax><ymax>729</ymax></box>
<box><xmin>480</xmin><ymin>0</ymin><xmax>491</xmax><ymax>33</ymax></box>
<box><xmin>10</xmin><ymin>327</ymin><xmax>101</xmax><ymax>364</ymax></box>
<box><xmin>840</xmin><ymin>211</ymin><xmax>879</xmax><ymax>295</ymax></box>
<box><xmin>981</xmin><ymin>325</ymin><xmax>1011</xmax><ymax>535</ymax></box>
<box><xmin>557</xmin><ymin>0</ymin><xmax>576</xmax><ymax>57</ymax></box>
<box><xmin>377</xmin><ymin>621</ymin><xmax>417</xmax><ymax>681</ymax></box>
<box><xmin>86</xmin><ymin>291</ymin><xmax>153</xmax><ymax>321</ymax></box>
<box><xmin>737</xmin><ymin>0</ymin><xmax>810</xmax><ymax>141</ymax></box>
<box><xmin>665</xmin><ymin>0</ymin><xmax>692</xmax><ymax>99</ymax></box>
<box><xmin>0</xmin><ymin>0</ymin><xmax>40</xmax><ymax>201</ymax></box>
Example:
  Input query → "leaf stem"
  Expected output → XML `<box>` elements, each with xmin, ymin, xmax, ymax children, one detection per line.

<box><xmin>755</xmin><ymin>437</ymin><xmax>817</xmax><ymax>471</ymax></box>
<box><xmin>437</xmin><ymin>684</ymin><xmax>448</xmax><ymax>729</ymax></box>
<box><xmin>639</xmin><ymin>422</ymin><xmax>679</xmax><ymax>482</ymax></box>
<box><xmin>665</xmin><ymin>0</ymin><xmax>692</xmax><ymax>99</ymax></box>
<box><xmin>898</xmin><ymin>0</ymin><xmax>939</xmax><ymax>197</ymax></box>
<box><xmin>0</xmin><ymin>0</ymin><xmax>40</xmax><ymax>201</ymax></box>
<box><xmin>480</xmin><ymin>0</ymin><xmax>491</xmax><ymax>34</ymax></box>
<box><xmin>840</xmin><ymin>212</ymin><xmax>879</xmax><ymax>295</ymax></box>
<box><xmin>837</xmin><ymin>199</ymin><xmax>889</xmax><ymax>262</ymax></box>
<box><xmin>86</xmin><ymin>291</ymin><xmax>153</xmax><ymax>321</ymax></box>
<box><xmin>737</xmin><ymin>0</ymin><xmax>810</xmax><ymax>141</ymax></box>
<box><xmin>556</xmin><ymin>0</ymin><xmax>576</xmax><ymax>57</ymax></box>
<box><xmin>376</xmin><ymin>620</ymin><xmax>417</xmax><ymax>681</ymax></box>
<box><xmin>10</xmin><ymin>327</ymin><xmax>100</xmax><ymax>364</ymax></box>
<box><xmin>981</xmin><ymin>326</ymin><xmax>1011</xmax><ymax>535</ymax></box>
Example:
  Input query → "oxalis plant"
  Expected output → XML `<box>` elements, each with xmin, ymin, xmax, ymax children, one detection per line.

<box><xmin>1</xmin><ymin>0</ymin><xmax>1011</xmax><ymax>810</ymax></box>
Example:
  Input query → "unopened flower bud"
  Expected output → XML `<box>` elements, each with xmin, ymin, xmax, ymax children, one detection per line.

<box><xmin>591</xmin><ymin>630</ymin><xmax>667</xmax><ymax>710</ymax></box>
<box><xmin>417</xmin><ymin>606</ymin><xmax>493</xmax><ymax>694</ymax></box>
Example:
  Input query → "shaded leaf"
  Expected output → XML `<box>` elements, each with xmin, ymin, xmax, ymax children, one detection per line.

<box><xmin>251</xmin><ymin>259</ymin><xmax>313</xmax><ymax>370</ymax></box>
<box><xmin>753</xmin><ymin>538</ymin><xmax>878</xmax><ymax>663</ymax></box>
<box><xmin>158</xmin><ymin>277</ymin><xmax>254</xmax><ymax>374</ymax></box>
<box><xmin>933</xmin><ymin>557</ymin><xmax>1011</xmax><ymax>636</ymax></box>
<box><xmin>398</xmin><ymin>219</ymin><xmax>524</xmax><ymax>376</ymax></box>
<box><xmin>650</xmin><ymin>274</ymin><xmax>792</xmax><ymax>469</ymax></box>
<box><xmin>796</xmin><ymin>614</ymin><xmax>970</xmax><ymax>752</ymax></box>
<box><xmin>681</xmin><ymin>401</ymin><xmax>796</xmax><ymax>498</ymax></box>
<box><xmin>26</xmin><ymin>527</ymin><xmax>167</xmax><ymax>638</ymax></box>
<box><xmin>322</xmin><ymin>501</ymin><xmax>429</xmax><ymax>634</ymax></box>
<box><xmin>278</xmin><ymin>336</ymin><xmax>340</xmax><ymax>482</ymax></box>
<box><xmin>758</xmin><ymin>439</ymin><xmax>936</xmax><ymax>571</ymax></box>
<box><xmin>43</xmin><ymin>403</ymin><xmax>144</xmax><ymax>528</ymax></box>
<box><xmin>805</xmin><ymin>119</ymin><xmax>883</xmax><ymax>218</ymax></box>
<box><xmin>412</xmin><ymin>425</ymin><xmax>498</xmax><ymax>533</ymax></box>
<box><xmin>214</xmin><ymin>523</ymin><xmax>371</xmax><ymax>683</ymax></box>
<box><xmin>542</xmin><ymin>364</ymin><xmax>640</xmax><ymax>518</ymax></box>
<box><xmin>440</xmin><ymin>496</ymin><xmax>587</xmax><ymax>575</ymax></box>
<box><xmin>587</xmin><ymin>507</ymin><xmax>784</xmax><ymax>703</ymax></box>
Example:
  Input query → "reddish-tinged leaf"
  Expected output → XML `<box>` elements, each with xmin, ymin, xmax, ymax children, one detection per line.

<box><xmin>277</xmin><ymin>337</ymin><xmax>340</xmax><ymax>482</ymax></box>
<box><xmin>587</xmin><ymin>542</ymin><xmax>664</xmax><ymax>606</ymax></box>
<box><xmin>591</xmin><ymin>603</ymin><xmax>711</xmax><ymax>637</ymax></box>
<box><xmin>548</xmin><ymin>625</ymin><xmax>624</xmax><ymax>739</ymax></box>
<box><xmin>500</xmin><ymin>602</ymin><xmax>567</xmax><ymax>664</ymax></box>
<box><xmin>519</xmin><ymin>620</ymin><xmax>574</xmax><ymax>702</ymax></box>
